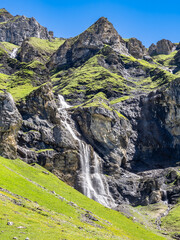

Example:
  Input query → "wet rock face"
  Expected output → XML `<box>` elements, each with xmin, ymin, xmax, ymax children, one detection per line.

<box><xmin>72</xmin><ymin>105</ymin><xmax>131</xmax><ymax>172</ymax></box>
<box><xmin>149</xmin><ymin>39</ymin><xmax>176</xmax><ymax>56</ymax></box>
<box><xmin>17</xmin><ymin>83</ymin><xmax>79</xmax><ymax>186</ymax></box>
<box><xmin>0</xmin><ymin>92</ymin><xmax>22</xmax><ymax>159</ymax></box>
<box><xmin>126</xmin><ymin>38</ymin><xmax>148</xmax><ymax>59</ymax></box>
<box><xmin>48</xmin><ymin>17</ymin><xmax>128</xmax><ymax>70</ymax></box>
<box><xmin>0</xmin><ymin>13</ymin><xmax>51</xmax><ymax>45</ymax></box>
<box><xmin>115</xmin><ymin>78</ymin><xmax>180</xmax><ymax>171</ymax></box>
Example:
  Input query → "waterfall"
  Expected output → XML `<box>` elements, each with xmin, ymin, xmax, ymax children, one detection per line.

<box><xmin>10</xmin><ymin>48</ymin><xmax>18</xmax><ymax>59</ymax></box>
<box><xmin>161</xmin><ymin>190</ymin><xmax>168</xmax><ymax>205</ymax></box>
<box><xmin>58</xmin><ymin>95</ymin><xmax>115</xmax><ymax>208</ymax></box>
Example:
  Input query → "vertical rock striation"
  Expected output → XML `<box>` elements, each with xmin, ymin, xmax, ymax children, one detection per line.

<box><xmin>0</xmin><ymin>91</ymin><xmax>22</xmax><ymax>159</ymax></box>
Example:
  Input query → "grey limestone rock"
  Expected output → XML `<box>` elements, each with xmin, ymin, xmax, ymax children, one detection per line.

<box><xmin>48</xmin><ymin>17</ymin><xmax>128</xmax><ymax>70</ymax></box>
<box><xmin>0</xmin><ymin>8</ymin><xmax>13</xmax><ymax>23</ymax></box>
<box><xmin>149</xmin><ymin>39</ymin><xmax>176</xmax><ymax>56</ymax></box>
<box><xmin>126</xmin><ymin>37</ymin><xmax>148</xmax><ymax>59</ymax></box>
<box><xmin>0</xmin><ymin>91</ymin><xmax>22</xmax><ymax>159</ymax></box>
<box><xmin>17</xmin><ymin>83</ymin><xmax>80</xmax><ymax>186</ymax></box>
<box><xmin>72</xmin><ymin>101</ymin><xmax>132</xmax><ymax>171</ymax></box>
<box><xmin>0</xmin><ymin>9</ymin><xmax>51</xmax><ymax>45</ymax></box>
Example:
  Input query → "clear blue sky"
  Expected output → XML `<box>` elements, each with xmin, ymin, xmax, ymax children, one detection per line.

<box><xmin>1</xmin><ymin>0</ymin><xmax>180</xmax><ymax>47</ymax></box>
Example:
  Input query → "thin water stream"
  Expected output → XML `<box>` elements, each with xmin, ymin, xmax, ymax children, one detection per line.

<box><xmin>10</xmin><ymin>48</ymin><xmax>18</xmax><ymax>58</ymax></box>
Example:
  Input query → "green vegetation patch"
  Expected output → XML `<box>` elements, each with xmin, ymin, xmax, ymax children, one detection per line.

<box><xmin>161</xmin><ymin>203</ymin><xmax>180</xmax><ymax>237</ymax></box>
<box><xmin>122</xmin><ymin>38</ymin><xmax>130</xmax><ymax>43</ymax></box>
<box><xmin>152</xmin><ymin>51</ymin><xmax>178</xmax><ymax>67</ymax></box>
<box><xmin>0</xmin><ymin>68</ymin><xmax>38</xmax><ymax>101</ymax></box>
<box><xmin>120</xmin><ymin>54</ymin><xmax>176</xmax><ymax>91</ymax></box>
<box><xmin>1</xmin><ymin>42</ymin><xmax>19</xmax><ymax>52</ymax></box>
<box><xmin>0</xmin><ymin>45</ymin><xmax>8</xmax><ymax>56</ymax></box>
<box><xmin>8</xmin><ymin>83</ymin><xmax>38</xmax><ymax>101</ymax></box>
<box><xmin>52</xmin><ymin>47</ymin><xmax>176</xmax><ymax>105</ymax></box>
<box><xmin>52</xmin><ymin>55</ymin><xmax>132</xmax><ymax>102</ymax></box>
<box><xmin>110</xmin><ymin>96</ymin><xmax>131</xmax><ymax>105</ymax></box>
<box><xmin>0</xmin><ymin>73</ymin><xmax>10</xmax><ymax>89</ymax></box>
<box><xmin>72</xmin><ymin>92</ymin><xmax>127</xmax><ymax>119</ymax></box>
<box><xmin>29</xmin><ymin>37</ymin><xmax>65</xmax><ymax>56</ymax></box>
<box><xmin>27</xmin><ymin>60</ymin><xmax>46</xmax><ymax>70</ymax></box>
<box><xmin>0</xmin><ymin>55</ymin><xmax>49</xmax><ymax>101</ymax></box>
<box><xmin>0</xmin><ymin>156</ymin><xmax>165</xmax><ymax>240</ymax></box>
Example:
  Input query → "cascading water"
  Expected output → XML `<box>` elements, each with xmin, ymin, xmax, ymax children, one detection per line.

<box><xmin>58</xmin><ymin>95</ymin><xmax>115</xmax><ymax>208</ymax></box>
<box><xmin>10</xmin><ymin>48</ymin><xmax>18</xmax><ymax>59</ymax></box>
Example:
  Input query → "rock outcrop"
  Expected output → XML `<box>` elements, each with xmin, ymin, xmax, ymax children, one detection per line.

<box><xmin>0</xmin><ymin>9</ymin><xmax>51</xmax><ymax>45</ymax></box>
<box><xmin>0</xmin><ymin>8</ymin><xmax>13</xmax><ymax>23</ymax></box>
<box><xmin>17</xmin><ymin>39</ymin><xmax>45</xmax><ymax>63</ymax></box>
<box><xmin>126</xmin><ymin>38</ymin><xmax>148</xmax><ymax>59</ymax></box>
<box><xmin>115</xmin><ymin>78</ymin><xmax>180</xmax><ymax>171</ymax></box>
<box><xmin>174</xmin><ymin>50</ymin><xmax>180</xmax><ymax>65</ymax></box>
<box><xmin>176</xmin><ymin>43</ymin><xmax>180</xmax><ymax>50</ymax></box>
<box><xmin>48</xmin><ymin>17</ymin><xmax>128</xmax><ymax>70</ymax></box>
<box><xmin>149</xmin><ymin>39</ymin><xmax>176</xmax><ymax>56</ymax></box>
<box><xmin>72</xmin><ymin>102</ymin><xmax>131</xmax><ymax>170</ymax></box>
<box><xmin>17</xmin><ymin>83</ymin><xmax>79</xmax><ymax>185</ymax></box>
<box><xmin>0</xmin><ymin>91</ymin><xmax>22</xmax><ymax>159</ymax></box>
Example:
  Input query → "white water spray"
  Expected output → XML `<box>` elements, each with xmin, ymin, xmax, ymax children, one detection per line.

<box><xmin>10</xmin><ymin>48</ymin><xmax>18</xmax><ymax>59</ymax></box>
<box><xmin>58</xmin><ymin>95</ymin><xmax>115</xmax><ymax>208</ymax></box>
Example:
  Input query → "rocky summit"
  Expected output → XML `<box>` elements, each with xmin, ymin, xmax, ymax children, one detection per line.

<box><xmin>0</xmin><ymin>8</ymin><xmax>180</xmax><ymax>240</ymax></box>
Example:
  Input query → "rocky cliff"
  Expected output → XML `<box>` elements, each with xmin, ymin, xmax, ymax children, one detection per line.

<box><xmin>0</xmin><ymin>91</ymin><xmax>22</xmax><ymax>159</ymax></box>
<box><xmin>0</xmin><ymin>10</ymin><xmax>180</xmax><ymax>238</ymax></box>
<box><xmin>0</xmin><ymin>9</ymin><xmax>51</xmax><ymax>45</ymax></box>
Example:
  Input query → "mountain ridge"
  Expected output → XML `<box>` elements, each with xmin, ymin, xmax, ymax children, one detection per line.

<box><xmin>0</xmin><ymin>9</ymin><xmax>180</xmax><ymax>239</ymax></box>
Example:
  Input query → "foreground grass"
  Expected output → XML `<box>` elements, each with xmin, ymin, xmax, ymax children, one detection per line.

<box><xmin>0</xmin><ymin>156</ymin><xmax>165</xmax><ymax>240</ymax></box>
<box><xmin>161</xmin><ymin>203</ymin><xmax>180</xmax><ymax>238</ymax></box>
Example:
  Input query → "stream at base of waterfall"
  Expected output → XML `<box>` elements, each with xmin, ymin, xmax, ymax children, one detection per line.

<box><xmin>58</xmin><ymin>95</ymin><xmax>116</xmax><ymax>208</ymax></box>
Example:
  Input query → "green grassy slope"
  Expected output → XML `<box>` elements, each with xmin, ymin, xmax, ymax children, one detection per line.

<box><xmin>0</xmin><ymin>45</ymin><xmax>49</xmax><ymax>100</ymax></box>
<box><xmin>161</xmin><ymin>203</ymin><xmax>180</xmax><ymax>238</ymax></box>
<box><xmin>152</xmin><ymin>51</ymin><xmax>177</xmax><ymax>67</ymax></box>
<box><xmin>52</xmin><ymin>51</ymin><xmax>176</xmax><ymax>103</ymax></box>
<box><xmin>0</xmin><ymin>37</ymin><xmax>65</xmax><ymax>101</ymax></box>
<box><xmin>0</xmin><ymin>156</ymin><xmax>166</xmax><ymax>240</ymax></box>
<box><xmin>29</xmin><ymin>37</ymin><xmax>65</xmax><ymax>55</ymax></box>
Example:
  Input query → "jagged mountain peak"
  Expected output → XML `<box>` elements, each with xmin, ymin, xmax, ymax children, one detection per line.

<box><xmin>148</xmin><ymin>39</ymin><xmax>176</xmax><ymax>56</ymax></box>
<box><xmin>85</xmin><ymin>16</ymin><xmax>123</xmax><ymax>44</ymax></box>
<box><xmin>48</xmin><ymin>16</ymin><xmax>128</xmax><ymax>70</ymax></box>
<box><xmin>0</xmin><ymin>8</ymin><xmax>9</xmax><ymax>13</ymax></box>
<box><xmin>88</xmin><ymin>16</ymin><xmax>114</xmax><ymax>31</ymax></box>
<box><xmin>0</xmin><ymin>10</ymin><xmax>52</xmax><ymax>45</ymax></box>
<box><xmin>0</xmin><ymin>8</ymin><xmax>13</xmax><ymax>22</ymax></box>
